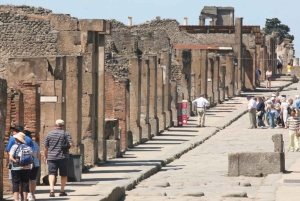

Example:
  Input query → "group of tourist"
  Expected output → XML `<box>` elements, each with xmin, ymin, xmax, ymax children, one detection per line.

<box><xmin>247</xmin><ymin>92</ymin><xmax>300</xmax><ymax>152</ymax></box>
<box><xmin>6</xmin><ymin>119</ymin><xmax>73</xmax><ymax>201</ymax></box>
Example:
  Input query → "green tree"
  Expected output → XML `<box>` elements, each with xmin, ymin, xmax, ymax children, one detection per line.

<box><xmin>263</xmin><ymin>18</ymin><xmax>294</xmax><ymax>41</ymax></box>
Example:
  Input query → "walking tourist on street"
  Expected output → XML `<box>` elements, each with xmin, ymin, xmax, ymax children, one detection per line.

<box><xmin>9</xmin><ymin>132</ymin><xmax>33</xmax><ymax>201</ymax></box>
<box><xmin>256</xmin><ymin>97</ymin><xmax>265</xmax><ymax>128</ymax></box>
<box><xmin>287</xmin><ymin>109</ymin><xmax>300</xmax><ymax>152</ymax></box>
<box><xmin>43</xmin><ymin>119</ymin><xmax>73</xmax><ymax>197</ymax></box>
<box><xmin>266</xmin><ymin>68</ymin><xmax>272</xmax><ymax>89</ymax></box>
<box><xmin>265</xmin><ymin>100</ymin><xmax>276</xmax><ymax>128</ymax></box>
<box><xmin>255</xmin><ymin>67</ymin><xmax>261</xmax><ymax>87</ymax></box>
<box><xmin>24</xmin><ymin>130</ymin><xmax>41</xmax><ymax>201</ymax></box>
<box><xmin>274</xmin><ymin>98</ymin><xmax>282</xmax><ymax>128</ymax></box>
<box><xmin>277</xmin><ymin>56</ymin><xmax>283</xmax><ymax>74</ymax></box>
<box><xmin>293</xmin><ymin>95</ymin><xmax>300</xmax><ymax>117</ymax></box>
<box><xmin>286</xmin><ymin>62</ymin><xmax>292</xmax><ymax>75</ymax></box>
<box><xmin>280</xmin><ymin>97</ymin><xmax>290</xmax><ymax>129</ymax></box>
<box><xmin>247</xmin><ymin>96</ymin><xmax>257</xmax><ymax>129</ymax></box>
<box><xmin>192</xmin><ymin>94</ymin><xmax>209</xmax><ymax>127</ymax></box>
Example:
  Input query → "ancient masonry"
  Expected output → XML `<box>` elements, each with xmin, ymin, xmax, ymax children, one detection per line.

<box><xmin>0</xmin><ymin>5</ymin><xmax>297</xmax><ymax>196</ymax></box>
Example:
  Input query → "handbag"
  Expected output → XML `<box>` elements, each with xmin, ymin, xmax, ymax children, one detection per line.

<box><xmin>296</xmin><ymin>129</ymin><xmax>300</xmax><ymax>137</ymax></box>
<box><xmin>266</xmin><ymin>111</ymin><xmax>270</xmax><ymax>117</ymax></box>
<box><xmin>256</xmin><ymin>111</ymin><xmax>262</xmax><ymax>116</ymax></box>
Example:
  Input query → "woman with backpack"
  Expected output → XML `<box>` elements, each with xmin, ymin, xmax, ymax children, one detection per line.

<box><xmin>9</xmin><ymin>132</ymin><xmax>33</xmax><ymax>201</ymax></box>
<box><xmin>24</xmin><ymin>130</ymin><xmax>41</xmax><ymax>201</ymax></box>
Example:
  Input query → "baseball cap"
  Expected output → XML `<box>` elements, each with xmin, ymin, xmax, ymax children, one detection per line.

<box><xmin>10</xmin><ymin>125</ymin><xmax>24</xmax><ymax>132</ymax></box>
<box><xmin>55</xmin><ymin>119</ymin><xmax>64</xmax><ymax>126</ymax></box>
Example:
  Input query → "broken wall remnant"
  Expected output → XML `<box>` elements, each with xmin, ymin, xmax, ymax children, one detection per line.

<box><xmin>228</xmin><ymin>134</ymin><xmax>285</xmax><ymax>177</ymax></box>
<box><xmin>199</xmin><ymin>6</ymin><xmax>234</xmax><ymax>26</ymax></box>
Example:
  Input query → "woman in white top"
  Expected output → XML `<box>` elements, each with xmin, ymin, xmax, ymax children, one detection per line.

<box><xmin>265</xmin><ymin>68</ymin><xmax>272</xmax><ymax>89</ymax></box>
<box><xmin>280</xmin><ymin>97</ymin><xmax>289</xmax><ymax>129</ymax></box>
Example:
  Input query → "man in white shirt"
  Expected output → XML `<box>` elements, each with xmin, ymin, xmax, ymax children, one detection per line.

<box><xmin>247</xmin><ymin>96</ymin><xmax>257</xmax><ymax>129</ymax></box>
<box><xmin>192</xmin><ymin>94</ymin><xmax>210</xmax><ymax>127</ymax></box>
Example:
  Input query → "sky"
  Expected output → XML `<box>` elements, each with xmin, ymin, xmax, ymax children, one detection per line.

<box><xmin>0</xmin><ymin>0</ymin><xmax>299</xmax><ymax>57</ymax></box>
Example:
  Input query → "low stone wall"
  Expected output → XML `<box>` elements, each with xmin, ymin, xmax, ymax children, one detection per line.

<box><xmin>228</xmin><ymin>152</ymin><xmax>285</xmax><ymax>177</ymax></box>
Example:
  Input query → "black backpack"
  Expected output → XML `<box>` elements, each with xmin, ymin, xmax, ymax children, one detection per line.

<box><xmin>61</xmin><ymin>132</ymin><xmax>70</xmax><ymax>153</ymax></box>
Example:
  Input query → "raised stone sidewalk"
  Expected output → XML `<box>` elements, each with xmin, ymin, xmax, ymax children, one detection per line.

<box><xmin>3</xmin><ymin>80</ymin><xmax>295</xmax><ymax>201</ymax></box>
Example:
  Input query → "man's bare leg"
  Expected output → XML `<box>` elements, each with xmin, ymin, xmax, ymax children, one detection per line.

<box><xmin>60</xmin><ymin>176</ymin><xmax>67</xmax><ymax>192</ymax></box>
<box><xmin>49</xmin><ymin>175</ymin><xmax>56</xmax><ymax>192</ymax></box>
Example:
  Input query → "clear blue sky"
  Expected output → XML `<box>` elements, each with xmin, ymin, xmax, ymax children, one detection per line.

<box><xmin>1</xmin><ymin>0</ymin><xmax>299</xmax><ymax>57</ymax></box>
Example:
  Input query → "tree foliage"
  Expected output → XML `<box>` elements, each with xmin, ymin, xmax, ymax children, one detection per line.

<box><xmin>263</xmin><ymin>18</ymin><xmax>294</xmax><ymax>41</ymax></box>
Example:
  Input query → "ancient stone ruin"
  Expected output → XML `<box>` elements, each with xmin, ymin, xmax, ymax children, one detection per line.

<box><xmin>0</xmin><ymin>5</ymin><xmax>297</xmax><ymax>197</ymax></box>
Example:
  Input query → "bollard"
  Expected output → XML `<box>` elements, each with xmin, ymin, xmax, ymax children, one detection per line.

<box><xmin>272</xmin><ymin>134</ymin><xmax>284</xmax><ymax>153</ymax></box>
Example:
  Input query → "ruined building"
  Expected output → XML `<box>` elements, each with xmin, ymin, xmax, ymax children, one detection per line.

<box><xmin>0</xmin><ymin>5</ymin><xmax>287</xmax><ymax>197</ymax></box>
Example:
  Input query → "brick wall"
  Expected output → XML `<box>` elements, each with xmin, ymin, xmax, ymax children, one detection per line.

<box><xmin>105</xmin><ymin>72</ymin><xmax>128</xmax><ymax>150</ymax></box>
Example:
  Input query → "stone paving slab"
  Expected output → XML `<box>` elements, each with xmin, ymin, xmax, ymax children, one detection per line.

<box><xmin>3</xmin><ymin>80</ymin><xmax>295</xmax><ymax>200</ymax></box>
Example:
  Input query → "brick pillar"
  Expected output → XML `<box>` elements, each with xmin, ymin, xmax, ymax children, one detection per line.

<box><xmin>148</xmin><ymin>55</ymin><xmax>158</xmax><ymax>136</ymax></box>
<box><xmin>219</xmin><ymin>65</ymin><xmax>226</xmax><ymax>102</ymax></box>
<box><xmin>129</xmin><ymin>57</ymin><xmax>142</xmax><ymax>143</ymax></box>
<box><xmin>157</xmin><ymin>55</ymin><xmax>165</xmax><ymax>132</ymax></box>
<box><xmin>170</xmin><ymin>80</ymin><xmax>178</xmax><ymax>126</ymax></box>
<box><xmin>140</xmin><ymin>58</ymin><xmax>151</xmax><ymax>141</ymax></box>
<box><xmin>207</xmin><ymin>55</ymin><xmax>213</xmax><ymax>104</ymax></box>
<box><xmin>192</xmin><ymin>49</ymin><xmax>201</xmax><ymax>99</ymax></box>
<box><xmin>0</xmin><ymin>79</ymin><xmax>7</xmax><ymax>200</ymax></box>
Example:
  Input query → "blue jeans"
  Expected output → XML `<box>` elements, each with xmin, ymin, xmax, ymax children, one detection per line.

<box><xmin>269</xmin><ymin>112</ymin><xmax>275</xmax><ymax>128</ymax></box>
<box><xmin>257</xmin><ymin>111</ymin><xmax>265</xmax><ymax>127</ymax></box>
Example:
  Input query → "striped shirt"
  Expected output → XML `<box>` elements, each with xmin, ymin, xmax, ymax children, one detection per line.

<box><xmin>32</xmin><ymin>142</ymin><xmax>40</xmax><ymax>167</ymax></box>
<box><xmin>43</xmin><ymin>129</ymin><xmax>73</xmax><ymax>160</ymax></box>
<box><xmin>287</xmin><ymin>116</ymin><xmax>300</xmax><ymax>131</ymax></box>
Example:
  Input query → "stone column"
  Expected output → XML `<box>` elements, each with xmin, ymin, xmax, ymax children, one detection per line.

<box><xmin>129</xmin><ymin>57</ymin><xmax>142</xmax><ymax>143</ymax></box>
<box><xmin>207</xmin><ymin>55</ymin><xmax>214</xmax><ymax>104</ymax></box>
<box><xmin>161</xmin><ymin>52</ymin><xmax>172</xmax><ymax>128</ymax></box>
<box><xmin>200</xmin><ymin>49</ymin><xmax>207</xmax><ymax>96</ymax></box>
<box><xmin>184</xmin><ymin>17</ymin><xmax>188</xmax><ymax>25</ymax></box>
<box><xmin>170</xmin><ymin>80</ymin><xmax>178</xmax><ymax>126</ymax></box>
<box><xmin>219</xmin><ymin>65</ymin><xmax>226</xmax><ymax>102</ymax></box>
<box><xmin>226</xmin><ymin>55</ymin><xmax>235</xmax><ymax>98</ymax></box>
<box><xmin>140</xmin><ymin>58</ymin><xmax>151</xmax><ymax>141</ymax></box>
<box><xmin>148</xmin><ymin>55</ymin><xmax>158</xmax><ymax>136</ymax></box>
<box><xmin>191</xmin><ymin>49</ymin><xmax>201</xmax><ymax>113</ymax></box>
<box><xmin>235</xmin><ymin>18</ymin><xmax>243</xmax><ymax>91</ymax></box>
<box><xmin>212</xmin><ymin>56</ymin><xmax>220</xmax><ymax>104</ymax></box>
<box><xmin>157</xmin><ymin>55</ymin><xmax>165</xmax><ymax>132</ymax></box>
<box><xmin>128</xmin><ymin>16</ymin><xmax>133</xmax><ymax>26</ymax></box>
<box><xmin>98</xmin><ymin>34</ymin><xmax>106</xmax><ymax>161</ymax></box>
<box><xmin>64</xmin><ymin>56</ymin><xmax>83</xmax><ymax>157</ymax></box>
<box><xmin>0</xmin><ymin>79</ymin><xmax>7</xmax><ymax>200</ymax></box>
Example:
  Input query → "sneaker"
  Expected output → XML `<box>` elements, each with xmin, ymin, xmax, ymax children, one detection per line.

<box><xmin>28</xmin><ymin>194</ymin><xmax>35</xmax><ymax>201</ymax></box>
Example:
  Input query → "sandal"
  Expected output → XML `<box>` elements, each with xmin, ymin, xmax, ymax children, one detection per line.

<box><xmin>59</xmin><ymin>192</ymin><xmax>68</xmax><ymax>196</ymax></box>
<box><xmin>50</xmin><ymin>191</ymin><xmax>55</xmax><ymax>197</ymax></box>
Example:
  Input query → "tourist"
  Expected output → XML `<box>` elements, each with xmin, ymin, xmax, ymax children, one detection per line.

<box><xmin>280</xmin><ymin>97</ymin><xmax>290</xmax><ymax>129</ymax></box>
<box><xmin>286</xmin><ymin>62</ymin><xmax>292</xmax><ymax>75</ymax></box>
<box><xmin>24</xmin><ymin>130</ymin><xmax>41</xmax><ymax>201</ymax></box>
<box><xmin>287</xmin><ymin>109</ymin><xmax>300</xmax><ymax>152</ymax></box>
<box><xmin>247</xmin><ymin>96</ymin><xmax>257</xmax><ymax>129</ymax></box>
<box><xmin>277</xmin><ymin>56</ymin><xmax>283</xmax><ymax>74</ymax></box>
<box><xmin>5</xmin><ymin>125</ymin><xmax>34</xmax><ymax>201</ymax></box>
<box><xmin>43</xmin><ymin>119</ymin><xmax>73</xmax><ymax>197</ymax></box>
<box><xmin>293</xmin><ymin>95</ymin><xmax>300</xmax><ymax>117</ymax></box>
<box><xmin>255</xmin><ymin>67</ymin><xmax>261</xmax><ymax>87</ymax></box>
<box><xmin>192</xmin><ymin>94</ymin><xmax>209</xmax><ymax>127</ymax></box>
<box><xmin>265</xmin><ymin>100</ymin><xmax>275</xmax><ymax>128</ymax></box>
<box><xmin>256</xmin><ymin>97</ymin><xmax>265</xmax><ymax>128</ymax></box>
<box><xmin>274</xmin><ymin>98</ymin><xmax>282</xmax><ymax>128</ymax></box>
<box><xmin>275</xmin><ymin>91</ymin><xmax>282</xmax><ymax>100</ymax></box>
<box><xmin>265</xmin><ymin>68</ymin><xmax>272</xmax><ymax>89</ymax></box>
<box><xmin>9</xmin><ymin>132</ymin><xmax>33</xmax><ymax>201</ymax></box>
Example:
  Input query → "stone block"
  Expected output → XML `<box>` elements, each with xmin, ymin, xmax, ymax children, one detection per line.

<box><xmin>57</xmin><ymin>31</ymin><xmax>82</xmax><ymax>54</ymax></box>
<box><xmin>40</xmin><ymin>80</ymin><xmax>55</xmax><ymax>96</ymax></box>
<box><xmin>82</xmin><ymin>138</ymin><xmax>97</xmax><ymax>165</ymax></box>
<box><xmin>107</xmin><ymin>139</ymin><xmax>121</xmax><ymax>159</ymax></box>
<box><xmin>82</xmin><ymin>94</ymin><xmax>92</xmax><ymax>117</ymax></box>
<box><xmin>228</xmin><ymin>153</ymin><xmax>239</xmax><ymax>177</ymax></box>
<box><xmin>7</xmin><ymin>58</ymin><xmax>48</xmax><ymax>88</ymax></box>
<box><xmin>228</xmin><ymin>152</ymin><xmax>285</xmax><ymax>177</ymax></box>
<box><xmin>79</xmin><ymin>19</ymin><xmax>105</xmax><ymax>32</ymax></box>
<box><xmin>50</xmin><ymin>14</ymin><xmax>78</xmax><ymax>31</ymax></box>
<box><xmin>272</xmin><ymin>134</ymin><xmax>284</xmax><ymax>152</ymax></box>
